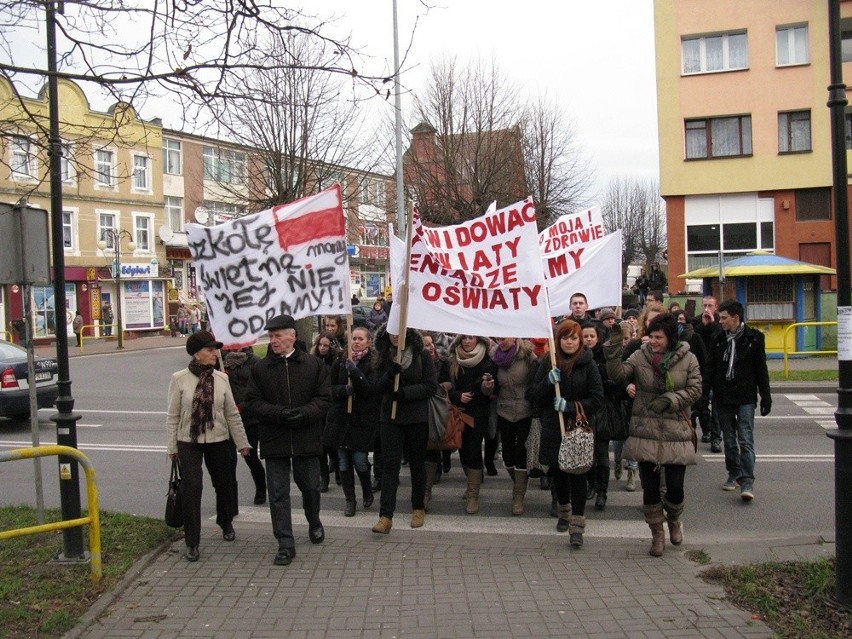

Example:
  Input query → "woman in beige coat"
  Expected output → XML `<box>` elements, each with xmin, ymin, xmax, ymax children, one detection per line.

<box><xmin>605</xmin><ymin>313</ymin><xmax>701</xmax><ymax>557</ymax></box>
<box><xmin>167</xmin><ymin>331</ymin><xmax>251</xmax><ymax>562</ymax></box>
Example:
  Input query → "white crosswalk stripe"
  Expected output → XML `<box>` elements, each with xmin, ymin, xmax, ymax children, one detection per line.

<box><xmin>785</xmin><ymin>393</ymin><xmax>837</xmax><ymax>429</ymax></box>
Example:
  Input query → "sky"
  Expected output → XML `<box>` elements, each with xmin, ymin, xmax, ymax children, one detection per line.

<box><xmin>311</xmin><ymin>0</ymin><xmax>661</xmax><ymax>200</ymax></box>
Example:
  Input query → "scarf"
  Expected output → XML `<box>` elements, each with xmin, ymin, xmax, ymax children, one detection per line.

<box><xmin>390</xmin><ymin>345</ymin><xmax>414</xmax><ymax>371</ymax></box>
<box><xmin>455</xmin><ymin>341</ymin><xmax>486</xmax><ymax>368</ymax></box>
<box><xmin>188</xmin><ymin>359</ymin><xmax>216</xmax><ymax>443</ymax></box>
<box><xmin>351</xmin><ymin>347</ymin><xmax>369</xmax><ymax>363</ymax></box>
<box><xmin>493</xmin><ymin>343</ymin><xmax>518</xmax><ymax>370</ymax></box>
<box><xmin>650</xmin><ymin>349</ymin><xmax>676</xmax><ymax>392</ymax></box>
<box><xmin>724</xmin><ymin>322</ymin><xmax>746</xmax><ymax>381</ymax></box>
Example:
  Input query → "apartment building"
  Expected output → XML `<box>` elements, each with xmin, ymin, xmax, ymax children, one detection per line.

<box><xmin>654</xmin><ymin>0</ymin><xmax>851</xmax><ymax>301</ymax></box>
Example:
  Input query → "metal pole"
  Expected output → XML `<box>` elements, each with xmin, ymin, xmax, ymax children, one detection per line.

<box><xmin>46</xmin><ymin>0</ymin><xmax>84</xmax><ymax>560</ymax></box>
<box><xmin>115</xmin><ymin>239</ymin><xmax>124</xmax><ymax>349</ymax></box>
<box><xmin>392</xmin><ymin>0</ymin><xmax>405</xmax><ymax>237</ymax></box>
<box><xmin>826</xmin><ymin>0</ymin><xmax>852</xmax><ymax>605</ymax></box>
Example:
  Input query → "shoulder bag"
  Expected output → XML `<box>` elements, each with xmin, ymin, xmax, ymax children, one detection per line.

<box><xmin>427</xmin><ymin>386</ymin><xmax>450</xmax><ymax>444</ymax></box>
<box><xmin>428</xmin><ymin>401</ymin><xmax>474</xmax><ymax>451</ymax></box>
<box><xmin>165</xmin><ymin>458</ymin><xmax>184</xmax><ymax>528</ymax></box>
<box><xmin>557</xmin><ymin>401</ymin><xmax>594</xmax><ymax>474</ymax></box>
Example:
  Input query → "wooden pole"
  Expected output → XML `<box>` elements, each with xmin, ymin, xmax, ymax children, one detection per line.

<box><xmin>547</xmin><ymin>336</ymin><xmax>567</xmax><ymax>436</ymax></box>
<box><xmin>345</xmin><ymin>313</ymin><xmax>354</xmax><ymax>414</ymax></box>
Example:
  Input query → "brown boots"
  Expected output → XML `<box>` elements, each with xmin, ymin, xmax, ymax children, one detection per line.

<box><xmin>644</xmin><ymin>503</ymin><xmax>666</xmax><ymax>557</ymax></box>
<box><xmin>663</xmin><ymin>497</ymin><xmax>684</xmax><ymax>545</ymax></box>
<box><xmin>512</xmin><ymin>470</ymin><xmax>528</xmax><ymax>516</ymax></box>
<box><xmin>371</xmin><ymin>516</ymin><xmax>392</xmax><ymax>534</ymax></box>
<box><xmin>463</xmin><ymin>467</ymin><xmax>483</xmax><ymax>514</ymax></box>
<box><xmin>569</xmin><ymin>515</ymin><xmax>585</xmax><ymax>548</ymax></box>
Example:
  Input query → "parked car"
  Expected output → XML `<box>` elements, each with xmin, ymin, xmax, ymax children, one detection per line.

<box><xmin>351</xmin><ymin>304</ymin><xmax>372</xmax><ymax>328</ymax></box>
<box><xmin>0</xmin><ymin>340</ymin><xmax>59</xmax><ymax>421</ymax></box>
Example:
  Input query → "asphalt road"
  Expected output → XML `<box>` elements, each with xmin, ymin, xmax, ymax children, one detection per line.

<box><xmin>0</xmin><ymin>344</ymin><xmax>838</xmax><ymax>545</ymax></box>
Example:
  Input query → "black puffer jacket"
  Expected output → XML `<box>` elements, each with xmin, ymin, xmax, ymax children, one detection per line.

<box><xmin>244</xmin><ymin>348</ymin><xmax>331</xmax><ymax>458</ymax></box>
<box><xmin>447</xmin><ymin>335</ymin><xmax>499</xmax><ymax>425</ymax></box>
<box><xmin>372</xmin><ymin>326</ymin><xmax>438</xmax><ymax>424</ymax></box>
<box><xmin>528</xmin><ymin>348</ymin><xmax>603</xmax><ymax>469</ymax></box>
<box><xmin>705</xmin><ymin>324</ymin><xmax>771</xmax><ymax>407</ymax></box>
<box><xmin>323</xmin><ymin>350</ymin><xmax>381</xmax><ymax>451</ymax></box>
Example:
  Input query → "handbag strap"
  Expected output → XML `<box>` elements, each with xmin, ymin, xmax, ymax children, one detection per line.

<box><xmin>574</xmin><ymin>401</ymin><xmax>587</xmax><ymax>422</ymax></box>
<box><xmin>170</xmin><ymin>458</ymin><xmax>181</xmax><ymax>482</ymax></box>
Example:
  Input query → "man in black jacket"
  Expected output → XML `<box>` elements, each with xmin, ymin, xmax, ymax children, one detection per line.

<box><xmin>704</xmin><ymin>299</ymin><xmax>771</xmax><ymax>503</ymax></box>
<box><xmin>245</xmin><ymin>314</ymin><xmax>331</xmax><ymax>566</ymax></box>
<box><xmin>691</xmin><ymin>296</ymin><xmax>723</xmax><ymax>452</ymax></box>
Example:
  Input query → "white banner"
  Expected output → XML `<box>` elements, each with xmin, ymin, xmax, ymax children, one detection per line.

<box><xmin>387</xmin><ymin>199</ymin><xmax>553</xmax><ymax>338</ymax></box>
<box><xmin>186</xmin><ymin>185</ymin><xmax>350</xmax><ymax>348</ymax></box>
<box><xmin>538</xmin><ymin>205</ymin><xmax>605</xmax><ymax>253</ymax></box>
<box><xmin>544</xmin><ymin>229</ymin><xmax>623</xmax><ymax>315</ymax></box>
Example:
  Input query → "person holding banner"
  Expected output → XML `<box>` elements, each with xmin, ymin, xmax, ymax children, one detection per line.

<box><xmin>605</xmin><ymin>313</ymin><xmax>701</xmax><ymax>557</ymax></box>
<box><xmin>447</xmin><ymin>335</ymin><xmax>499</xmax><ymax>515</ymax></box>
<box><xmin>486</xmin><ymin>337</ymin><xmax>537</xmax><ymax>516</ymax></box>
<box><xmin>323</xmin><ymin>326</ymin><xmax>380</xmax><ymax>517</ymax></box>
<box><xmin>370</xmin><ymin>325</ymin><xmax>438</xmax><ymax>534</ymax></box>
<box><xmin>528</xmin><ymin>319</ymin><xmax>603</xmax><ymax>548</ymax></box>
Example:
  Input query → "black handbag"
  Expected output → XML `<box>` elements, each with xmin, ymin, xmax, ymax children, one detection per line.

<box><xmin>595</xmin><ymin>394</ymin><xmax>629</xmax><ymax>441</ymax></box>
<box><xmin>165</xmin><ymin>459</ymin><xmax>184</xmax><ymax>528</ymax></box>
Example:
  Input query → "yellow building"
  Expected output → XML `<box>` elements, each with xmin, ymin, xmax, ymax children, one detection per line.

<box><xmin>654</xmin><ymin>0</ymin><xmax>849</xmax><ymax>306</ymax></box>
<box><xmin>0</xmin><ymin>78</ymin><xmax>169</xmax><ymax>339</ymax></box>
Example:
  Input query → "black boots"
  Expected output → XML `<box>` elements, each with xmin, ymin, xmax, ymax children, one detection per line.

<box><xmin>594</xmin><ymin>465</ymin><xmax>609</xmax><ymax>511</ymax></box>
<box><xmin>340</xmin><ymin>469</ymin><xmax>357</xmax><ymax>517</ymax></box>
<box><xmin>356</xmin><ymin>467</ymin><xmax>374</xmax><ymax>508</ymax></box>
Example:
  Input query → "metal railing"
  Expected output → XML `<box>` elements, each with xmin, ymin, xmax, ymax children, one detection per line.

<box><xmin>79</xmin><ymin>323</ymin><xmax>119</xmax><ymax>352</ymax></box>
<box><xmin>782</xmin><ymin>321</ymin><xmax>838</xmax><ymax>379</ymax></box>
<box><xmin>0</xmin><ymin>445</ymin><xmax>101</xmax><ymax>582</ymax></box>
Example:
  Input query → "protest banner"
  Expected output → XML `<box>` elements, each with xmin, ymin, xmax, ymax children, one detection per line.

<box><xmin>544</xmin><ymin>229</ymin><xmax>623</xmax><ymax>315</ymax></box>
<box><xmin>387</xmin><ymin>198</ymin><xmax>553</xmax><ymax>338</ymax></box>
<box><xmin>186</xmin><ymin>185</ymin><xmax>350</xmax><ymax>347</ymax></box>
<box><xmin>538</xmin><ymin>205</ymin><xmax>605</xmax><ymax>254</ymax></box>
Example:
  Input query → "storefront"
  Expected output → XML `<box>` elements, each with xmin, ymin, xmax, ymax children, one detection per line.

<box><xmin>98</xmin><ymin>260</ymin><xmax>170</xmax><ymax>335</ymax></box>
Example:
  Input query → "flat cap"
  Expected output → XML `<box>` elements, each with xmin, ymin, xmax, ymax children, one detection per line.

<box><xmin>265</xmin><ymin>314</ymin><xmax>297</xmax><ymax>332</ymax></box>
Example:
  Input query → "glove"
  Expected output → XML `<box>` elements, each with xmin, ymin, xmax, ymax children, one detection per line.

<box><xmin>547</xmin><ymin>367</ymin><xmax>561</xmax><ymax>385</ymax></box>
<box><xmin>647</xmin><ymin>396</ymin><xmax>671</xmax><ymax>413</ymax></box>
<box><xmin>387</xmin><ymin>361</ymin><xmax>403</xmax><ymax>377</ymax></box>
<box><xmin>391</xmin><ymin>388</ymin><xmax>406</xmax><ymax>402</ymax></box>
<box><xmin>608</xmin><ymin>321</ymin><xmax>623</xmax><ymax>342</ymax></box>
<box><xmin>280</xmin><ymin>408</ymin><xmax>302</xmax><ymax>427</ymax></box>
<box><xmin>553</xmin><ymin>397</ymin><xmax>574</xmax><ymax>414</ymax></box>
<box><xmin>344</xmin><ymin>385</ymin><xmax>354</xmax><ymax>397</ymax></box>
<box><xmin>344</xmin><ymin>359</ymin><xmax>358</xmax><ymax>373</ymax></box>
<box><xmin>760</xmin><ymin>401</ymin><xmax>772</xmax><ymax>416</ymax></box>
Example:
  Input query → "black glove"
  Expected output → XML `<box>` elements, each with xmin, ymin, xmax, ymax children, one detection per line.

<box><xmin>387</xmin><ymin>361</ymin><xmax>403</xmax><ymax>376</ymax></box>
<box><xmin>391</xmin><ymin>388</ymin><xmax>406</xmax><ymax>402</ymax></box>
<box><xmin>280</xmin><ymin>408</ymin><xmax>302</xmax><ymax>427</ymax></box>
<box><xmin>647</xmin><ymin>396</ymin><xmax>671</xmax><ymax>413</ymax></box>
<box><xmin>760</xmin><ymin>401</ymin><xmax>772</xmax><ymax>417</ymax></box>
<box><xmin>344</xmin><ymin>359</ymin><xmax>358</xmax><ymax>373</ymax></box>
<box><xmin>344</xmin><ymin>385</ymin><xmax>354</xmax><ymax>397</ymax></box>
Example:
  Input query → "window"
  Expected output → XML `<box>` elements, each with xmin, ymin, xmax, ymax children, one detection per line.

<box><xmin>747</xmin><ymin>276</ymin><xmax>794</xmax><ymax>320</ymax></box>
<box><xmin>62</xmin><ymin>209</ymin><xmax>75</xmax><ymax>251</ymax></box>
<box><xmin>134</xmin><ymin>215</ymin><xmax>151</xmax><ymax>251</ymax></box>
<box><xmin>10</xmin><ymin>136</ymin><xmax>35</xmax><ymax>178</ymax></box>
<box><xmin>846</xmin><ymin>111</ymin><xmax>852</xmax><ymax>149</ymax></box>
<box><xmin>165</xmin><ymin>196</ymin><xmax>184</xmax><ymax>231</ymax></box>
<box><xmin>162</xmin><ymin>139</ymin><xmax>182</xmax><ymax>175</ymax></box>
<box><xmin>723</xmin><ymin>223</ymin><xmax>757</xmax><ymax>251</ymax></box>
<box><xmin>778</xmin><ymin>110</ymin><xmax>811</xmax><ymax>153</ymax></box>
<box><xmin>687</xmin><ymin>224</ymin><xmax>721</xmax><ymax>252</ymax></box>
<box><xmin>132</xmin><ymin>155</ymin><xmax>150</xmax><ymax>191</ymax></box>
<box><xmin>681</xmin><ymin>31</ymin><xmax>748</xmax><ymax>74</ymax></box>
<box><xmin>60</xmin><ymin>142</ymin><xmax>75</xmax><ymax>182</ymax></box>
<box><xmin>796</xmin><ymin>187</ymin><xmax>831</xmax><ymax>221</ymax></box>
<box><xmin>685</xmin><ymin>115</ymin><xmax>752</xmax><ymax>159</ymax></box>
<box><xmin>202</xmin><ymin>146</ymin><xmax>246</xmax><ymax>184</ymax></box>
<box><xmin>776</xmin><ymin>24</ymin><xmax>809</xmax><ymax>66</ymax></box>
<box><xmin>95</xmin><ymin>149</ymin><xmax>115</xmax><ymax>187</ymax></box>
<box><xmin>97</xmin><ymin>211</ymin><xmax>117</xmax><ymax>248</ymax></box>
<box><xmin>359</xmin><ymin>179</ymin><xmax>370</xmax><ymax>204</ymax></box>
<box><xmin>842</xmin><ymin>20</ymin><xmax>852</xmax><ymax>62</ymax></box>
<box><xmin>203</xmin><ymin>200</ymin><xmax>245</xmax><ymax>221</ymax></box>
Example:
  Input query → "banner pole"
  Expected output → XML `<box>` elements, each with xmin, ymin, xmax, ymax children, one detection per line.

<box><xmin>345</xmin><ymin>314</ymin><xmax>354</xmax><ymax>414</ymax></box>
<box><xmin>391</xmin><ymin>204</ymin><xmax>415</xmax><ymax>420</ymax></box>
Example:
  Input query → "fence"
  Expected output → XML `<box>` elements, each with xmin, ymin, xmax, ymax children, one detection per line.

<box><xmin>782</xmin><ymin>321</ymin><xmax>838</xmax><ymax>379</ymax></box>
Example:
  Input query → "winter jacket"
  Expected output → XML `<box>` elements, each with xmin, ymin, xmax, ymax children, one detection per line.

<box><xmin>528</xmin><ymin>348</ymin><xmax>603</xmax><ymax>469</ymax></box>
<box><xmin>493</xmin><ymin>340</ymin><xmax>536</xmax><ymax>423</ymax></box>
<box><xmin>223</xmin><ymin>350</ymin><xmax>260</xmax><ymax>427</ymax></box>
<box><xmin>366</xmin><ymin>308</ymin><xmax>388</xmax><ymax>332</ymax></box>
<box><xmin>166</xmin><ymin>367</ymin><xmax>250</xmax><ymax>455</ymax></box>
<box><xmin>244</xmin><ymin>348</ymin><xmax>332</xmax><ymax>458</ymax></box>
<box><xmin>605</xmin><ymin>340</ymin><xmax>702</xmax><ymax>466</ymax></box>
<box><xmin>447</xmin><ymin>336</ymin><xmax>499</xmax><ymax>425</ymax></box>
<box><xmin>372</xmin><ymin>326</ymin><xmax>438</xmax><ymax>425</ymax></box>
<box><xmin>323</xmin><ymin>350</ymin><xmax>381</xmax><ymax>451</ymax></box>
<box><xmin>705</xmin><ymin>323</ymin><xmax>771</xmax><ymax>407</ymax></box>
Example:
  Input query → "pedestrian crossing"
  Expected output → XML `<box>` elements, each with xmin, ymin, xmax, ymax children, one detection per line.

<box><xmin>785</xmin><ymin>393</ymin><xmax>837</xmax><ymax>430</ymax></box>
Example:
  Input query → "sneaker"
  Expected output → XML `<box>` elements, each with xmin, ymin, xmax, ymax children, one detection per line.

<box><xmin>701</xmin><ymin>433</ymin><xmax>711</xmax><ymax>443</ymax></box>
<box><xmin>722</xmin><ymin>476</ymin><xmax>739</xmax><ymax>491</ymax></box>
<box><xmin>710</xmin><ymin>441</ymin><xmax>722</xmax><ymax>453</ymax></box>
<box><xmin>740</xmin><ymin>482</ymin><xmax>754</xmax><ymax>501</ymax></box>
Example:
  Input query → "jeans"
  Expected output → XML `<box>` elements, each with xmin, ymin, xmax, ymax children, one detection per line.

<box><xmin>337</xmin><ymin>449</ymin><xmax>369</xmax><ymax>473</ymax></box>
<box><xmin>497</xmin><ymin>415</ymin><xmax>531</xmax><ymax>470</ymax></box>
<box><xmin>379</xmin><ymin>421</ymin><xmax>428</xmax><ymax>519</ymax></box>
<box><xmin>265</xmin><ymin>456</ymin><xmax>321</xmax><ymax>552</ymax></box>
<box><xmin>715</xmin><ymin>402</ymin><xmax>756</xmax><ymax>482</ymax></box>
<box><xmin>177</xmin><ymin>439</ymin><xmax>236</xmax><ymax>548</ymax></box>
<box><xmin>611</xmin><ymin>440</ymin><xmax>638</xmax><ymax>470</ymax></box>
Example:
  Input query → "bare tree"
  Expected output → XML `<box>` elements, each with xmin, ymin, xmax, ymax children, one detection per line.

<box><xmin>601</xmin><ymin>176</ymin><xmax>667</xmax><ymax>277</ymax></box>
<box><xmin>521</xmin><ymin>95</ymin><xmax>595</xmax><ymax>230</ymax></box>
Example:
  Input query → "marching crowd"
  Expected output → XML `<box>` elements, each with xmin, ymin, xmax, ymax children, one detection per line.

<box><xmin>166</xmin><ymin>290</ymin><xmax>772</xmax><ymax>565</ymax></box>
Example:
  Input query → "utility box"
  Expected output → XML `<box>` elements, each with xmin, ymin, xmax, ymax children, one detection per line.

<box><xmin>0</xmin><ymin>203</ymin><xmax>51</xmax><ymax>285</ymax></box>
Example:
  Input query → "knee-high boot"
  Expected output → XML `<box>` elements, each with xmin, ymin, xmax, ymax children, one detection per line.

<box><xmin>424</xmin><ymin>462</ymin><xmax>439</xmax><ymax>512</ymax></box>
<box><xmin>662</xmin><ymin>497</ymin><xmax>684</xmax><ymax>545</ymax></box>
<box><xmin>356</xmin><ymin>467</ymin><xmax>374</xmax><ymax>508</ymax></box>
<box><xmin>644</xmin><ymin>503</ymin><xmax>666</xmax><ymax>557</ymax></box>
<box><xmin>340</xmin><ymin>469</ymin><xmax>357</xmax><ymax>517</ymax></box>
<box><xmin>512</xmin><ymin>470</ymin><xmax>528</xmax><ymax>516</ymax></box>
<box><xmin>463</xmin><ymin>467</ymin><xmax>482</xmax><ymax>514</ymax></box>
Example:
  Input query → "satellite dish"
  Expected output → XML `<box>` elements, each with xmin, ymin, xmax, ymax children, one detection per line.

<box><xmin>194</xmin><ymin>206</ymin><xmax>209</xmax><ymax>224</ymax></box>
<box><xmin>158</xmin><ymin>225</ymin><xmax>174</xmax><ymax>243</ymax></box>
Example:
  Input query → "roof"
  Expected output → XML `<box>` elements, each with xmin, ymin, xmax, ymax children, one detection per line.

<box><xmin>679</xmin><ymin>251</ymin><xmax>836</xmax><ymax>278</ymax></box>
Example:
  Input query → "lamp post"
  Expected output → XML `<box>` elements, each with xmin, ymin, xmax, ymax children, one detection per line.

<box><xmin>97</xmin><ymin>229</ymin><xmax>135</xmax><ymax>349</ymax></box>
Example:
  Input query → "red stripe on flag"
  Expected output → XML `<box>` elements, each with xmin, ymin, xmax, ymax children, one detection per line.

<box><xmin>273</xmin><ymin>206</ymin><xmax>345</xmax><ymax>252</ymax></box>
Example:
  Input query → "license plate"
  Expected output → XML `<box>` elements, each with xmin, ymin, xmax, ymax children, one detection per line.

<box><xmin>35</xmin><ymin>372</ymin><xmax>51</xmax><ymax>382</ymax></box>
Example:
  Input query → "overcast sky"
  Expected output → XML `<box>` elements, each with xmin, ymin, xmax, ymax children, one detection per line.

<box><xmin>314</xmin><ymin>0</ymin><xmax>661</xmax><ymax>200</ymax></box>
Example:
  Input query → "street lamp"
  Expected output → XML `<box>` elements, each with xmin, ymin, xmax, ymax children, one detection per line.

<box><xmin>97</xmin><ymin>229</ymin><xmax>135</xmax><ymax>349</ymax></box>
